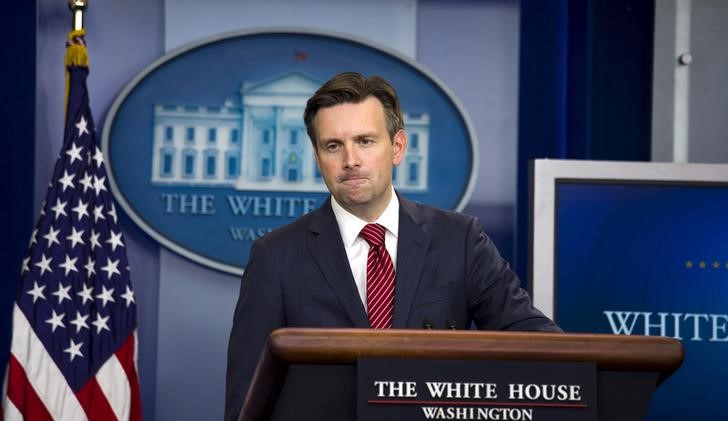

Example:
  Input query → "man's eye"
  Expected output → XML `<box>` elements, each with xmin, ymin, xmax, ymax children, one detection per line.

<box><xmin>360</xmin><ymin>138</ymin><xmax>374</xmax><ymax>145</ymax></box>
<box><xmin>325</xmin><ymin>143</ymin><xmax>341</xmax><ymax>152</ymax></box>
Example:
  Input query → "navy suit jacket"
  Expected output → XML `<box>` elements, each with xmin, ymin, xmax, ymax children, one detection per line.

<box><xmin>224</xmin><ymin>195</ymin><xmax>560</xmax><ymax>421</ymax></box>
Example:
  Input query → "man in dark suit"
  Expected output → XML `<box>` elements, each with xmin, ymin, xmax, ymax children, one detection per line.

<box><xmin>225</xmin><ymin>72</ymin><xmax>560</xmax><ymax>421</ymax></box>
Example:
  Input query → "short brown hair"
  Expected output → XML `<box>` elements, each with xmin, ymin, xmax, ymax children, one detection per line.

<box><xmin>304</xmin><ymin>72</ymin><xmax>404</xmax><ymax>147</ymax></box>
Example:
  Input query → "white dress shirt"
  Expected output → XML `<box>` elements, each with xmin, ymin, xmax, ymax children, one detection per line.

<box><xmin>330</xmin><ymin>188</ymin><xmax>399</xmax><ymax>310</ymax></box>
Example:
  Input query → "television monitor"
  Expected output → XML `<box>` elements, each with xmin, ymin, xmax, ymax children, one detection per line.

<box><xmin>529</xmin><ymin>158</ymin><xmax>728</xmax><ymax>420</ymax></box>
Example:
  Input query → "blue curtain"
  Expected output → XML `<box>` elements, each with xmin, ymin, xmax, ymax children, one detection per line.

<box><xmin>515</xmin><ymin>0</ymin><xmax>654</xmax><ymax>286</ymax></box>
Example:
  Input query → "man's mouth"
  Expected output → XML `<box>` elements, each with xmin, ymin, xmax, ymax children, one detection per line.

<box><xmin>341</xmin><ymin>177</ymin><xmax>367</xmax><ymax>185</ymax></box>
<box><xmin>339</xmin><ymin>174</ymin><xmax>367</xmax><ymax>183</ymax></box>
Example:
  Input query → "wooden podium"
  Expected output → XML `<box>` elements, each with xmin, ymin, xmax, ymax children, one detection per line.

<box><xmin>239</xmin><ymin>328</ymin><xmax>683</xmax><ymax>421</ymax></box>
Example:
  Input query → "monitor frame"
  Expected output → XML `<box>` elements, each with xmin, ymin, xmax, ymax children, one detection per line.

<box><xmin>529</xmin><ymin>158</ymin><xmax>728</xmax><ymax>319</ymax></box>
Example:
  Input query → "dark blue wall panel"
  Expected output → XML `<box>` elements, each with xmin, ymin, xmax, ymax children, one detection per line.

<box><xmin>0</xmin><ymin>2</ymin><xmax>36</xmax><ymax>371</ymax></box>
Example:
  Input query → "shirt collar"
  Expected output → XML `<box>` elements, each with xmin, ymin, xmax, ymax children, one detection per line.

<box><xmin>331</xmin><ymin>187</ymin><xmax>400</xmax><ymax>247</ymax></box>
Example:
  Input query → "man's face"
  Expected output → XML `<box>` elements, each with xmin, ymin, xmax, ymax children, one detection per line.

<box><xmin>313</xmin><ymin>96</ymin><xmax>406</xmax><ymax>221</ymax></box>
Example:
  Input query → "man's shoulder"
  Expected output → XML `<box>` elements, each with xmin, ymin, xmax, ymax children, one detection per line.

<box><xmin>254</xmin><ymin>201</ymin><xmax>330</xmax><ymax>248</ymax></box>
<box><xmin>400</xmin><ymin>196</ymin><xmax>475</xmax><ymax>229</ymax></box>
<box><xmin>259</xmin><ymin>211</ymin><xmax>312</xmax><ymax>243</ymax></box>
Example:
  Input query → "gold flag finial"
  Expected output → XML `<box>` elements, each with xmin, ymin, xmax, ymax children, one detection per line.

<box><xmin>68</xmin><ymin>0</ymin><xmax>88</xmax><ymax>31</ymax></box>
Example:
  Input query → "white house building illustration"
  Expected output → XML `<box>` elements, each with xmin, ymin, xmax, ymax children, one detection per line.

<box><xmin>151</xmin><ymin>72</ymin><xmax>429</xmax><ymax>192</ymax></box>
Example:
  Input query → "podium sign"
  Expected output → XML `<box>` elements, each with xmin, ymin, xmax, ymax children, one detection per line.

<box><xmin>358</xmin><ymin>359</ymin><xmax>597</xmax><ymax>421</ymax></box>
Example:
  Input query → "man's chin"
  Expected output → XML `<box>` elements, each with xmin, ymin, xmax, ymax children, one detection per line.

<box><xmin>336</xmin><ymin>192</ymin><xmax>375</xmax><ymax>209</ymax></box>
<box><xmin>339</xmin><ymin>195</ymin><xmax>370</xmax><ymax>207</ymax></box>
<box><xmin>335</xmin><ymin>186</ymin><xmax>368</xmax><ymax>201</ymax></box>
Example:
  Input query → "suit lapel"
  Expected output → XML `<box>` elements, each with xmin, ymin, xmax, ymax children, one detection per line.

<box><xmin>306</xmin><ymin>199</ymin><xmax>370</xmax><ymax>328</ymax></box>
<box><xmin>392</xmin><ymin>196</ymin><xmax>431</xmax><ymax>328</ymax></box>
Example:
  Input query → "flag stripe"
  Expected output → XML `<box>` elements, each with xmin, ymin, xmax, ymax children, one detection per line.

<box><xmin>76</xmin><ymin>376</ymin><xmax>118</xmax><ymax>421</ymax></box>
<box><xmin>95</xmin><ymin>354</ymin><xmax>129</xmax><ymax>421</ymax></box>
<box><xmin>9</xmin><ymin>305</ymin><xmax>87</xmax><ymax>421</ymax></box>
<box><xmin>115</xmin><ymin>332</ymin><xmax>142</xmax><ymax>421</ymax></box>
<box><xmin>5</xmin><ymin>356</ymin><xmax>53</xmax><ymax>421</ymax></box>
<box><xmin>2</xmin><ymin>398</ymin><xmax>23</xmax><ymax>421</ymax></box>
<box><xmin>2</xmin><ymin>360</ymin><xmax>8</xmax><ymax>421</ymax></box>
<box><xmin>93</xmin><ymin>332</ymin><xmax>142</xmax><ymax>421</ymax></box>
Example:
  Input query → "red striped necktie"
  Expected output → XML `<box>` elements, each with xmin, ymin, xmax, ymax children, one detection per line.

<box><xmin>360</xmin><ymin>223</ymin><xmax>395</xmax><ymax>329</ymax></box>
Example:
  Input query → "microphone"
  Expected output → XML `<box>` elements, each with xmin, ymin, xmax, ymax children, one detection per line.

<box><xmin>422</xmin><ymin>319</ymin><xmax>434</xmax><ymax>329</ymax></box>
<box><xmin>446</xmin><ymin>319</ymin><xmax>458</xmax><ymax>330</ymax></box>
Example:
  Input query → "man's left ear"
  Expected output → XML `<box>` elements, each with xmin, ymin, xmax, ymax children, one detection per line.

<box><xmin>392</xmin><ymin>129</ymin><xmax>407</xmax><ymax>165</ymax></box>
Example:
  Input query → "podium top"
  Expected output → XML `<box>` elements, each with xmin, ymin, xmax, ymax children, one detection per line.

<box><xmin>266</xmin><ymin>328</ymin><xmax>683</xmax><ymax>372</ymax></box>
<box><xmin>241</xmin><ymin>329</ymin><xmax>683</xmax><ymax>421</ymax></box>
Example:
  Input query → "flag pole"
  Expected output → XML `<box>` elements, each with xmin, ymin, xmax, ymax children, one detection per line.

<box><xmin>69</xmin><ymin>0</ymin><xmax>87</xmax><ymax>31</ymax></box>
<box><xmin>65</xmin><ymin>0</ymin><xmax>89</xmax><ymax>118</ymax></box>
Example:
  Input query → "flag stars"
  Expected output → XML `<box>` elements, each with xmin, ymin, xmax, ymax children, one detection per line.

<box><xmin>108</xmin><ymin>203</ymin><xmax>118</xmax><ymax>224</ymax></box>
<box><xmin>93</xmin><ymin>204</ymin><xmax>106</xmax><ymax>223</ymax></box>
<box><xmin>92</xmin><ymin>313</ymin><xmax>111</xmax><ymax>334</ymax></box>
<box><xmin>66</xmin><ymin>227</ymin><xmax>85</xmax><ymax>249</ymax></box>
<box><xmin>101</xmin><ymin>257</ymin><xmax>121</xmax><ymax>280</ymax></box>
<box><xmin>77</xmin><ymin>283</ymin><xmax>94</xmax><ymax>305</ymax></box>
<box><xmin>21</xmin><ymin>257</ymin><xmax>30</xmax><ymax>275</ymax></box>
<box><xmin>699</xmin><ymin>261</ymin><xmax>706</xmax><ymax>269</ymax></box>
<box><xmin>89</xmin><ymin>230</ymin><xmax>101</xmax><ymax>250</ymax></box>
<box><xmin>43</xmin><ymin>226</ymin><xmax>61</xmax><ymax>247</ymax></box>
<box><xmin>121</xmin><ymin>286</ymin><xmax>135</xmax><ymax>307</ymax></box>
<box><xmin>50</xmin><ymin>198</ymin><xmax>68</xmax><ymax>220</ymax></box>
<box><xmin>96</xmin><ymin>285</ymin><xmax>116</xmax><ymax>307</ymax></box>
<box><xmin>75</xmin><ymin>116</ymin><xmax>89</xmax><ymax>137</ymax></box>
<box><xmin>26</xmin><ymin>281</ymin><xmax>47</xmax><ymax>303</ymax></box>
<box><xmin>65</xmin><ymin>142</ymin><xmax>84</xmax><ymax>164</ymax></box>
<box><xmin>72</xmin><ymin>199</ymin><xmax>89</xmax><ymax>221</ymax></box>
<box><xmin>106</xmin><ymin>231</ymin><xmax>125</xmax><ymax>251</ymax></box>
<box><xmin>34</xmin><ymin>254</ymin><xmax>53</xmax><ymax>276</ymax></box>
<box><xmin>58</xmin><ymin>170</ymin><xmax>75</xmax><ymax>192</ymax></box>
<box><xmin>84</xmin><ymin>258</ymin><xmax>96</xmax><ymax>278</ymax></box>
<box><xmin>712</xmin><ymin>261</ymin><xmax>720</xmax><ymax>269</ymax></box>
<box><xmin>69</xmin><ymin>311</ymin><xmax>89</xmax><ymax>333</ymax></box>
<box><xmin>59</xmin><ymin>255</ymin><xmax>79</xmax><ymax>277</ymax></box>
<box><xmin>45</xmin><ymin>310</ymin><xmax>66</xmax><ymax>332</ymax></box>
<box><xmin>29</xmin><ymin>228</ymin><xmax>38</xmax><ymax>246</ymax></box>
<box><xmin>63</xmin><ymin>339</ymin><xmax>84</xmax><ymax>362</ymax></box>
<box><xmin>92</xmin><ymin>147</ymin><xmax>104</xmax><ymax>167</ymax></box>
<box><xmin>685</xmin><ymin>260</ymin><xmax>693</xmax><ymax>268</ymax></box>
<box><xmin>51</xmin><ymin>282</ymin><xmax>72</xmax><ymax>304</ymax></box>
<box><xmin>79</xmin><ymin>172</ymin><xmax>93</xmax><ymax>193</ymax></box>
<box><xmin>93</xmin><ymin>175</ymin><xmax>107</xmax><ymax>195</ymax></box>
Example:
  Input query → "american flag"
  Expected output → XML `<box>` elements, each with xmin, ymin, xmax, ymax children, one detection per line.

<box><xmin>293</xmin><ymin>49</ymin><xmax>307</xmax><ymax>62</ymax></box>
<box><xmin>1</xmin><ymin>30</ymin><xmax>142</xmax><ymax>421</ymax></box>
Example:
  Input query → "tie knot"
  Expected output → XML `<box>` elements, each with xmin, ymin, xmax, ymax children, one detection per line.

<box><xmin>360</xmin><ymin>223</ymin><xmax>386</xmax><ymax>247</ymax></box>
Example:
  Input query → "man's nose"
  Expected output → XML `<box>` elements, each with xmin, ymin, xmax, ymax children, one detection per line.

<box><xmin>342</xmin><ymin>145</ymin><xmax>360</xmax><ymax>168</ymax></box>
